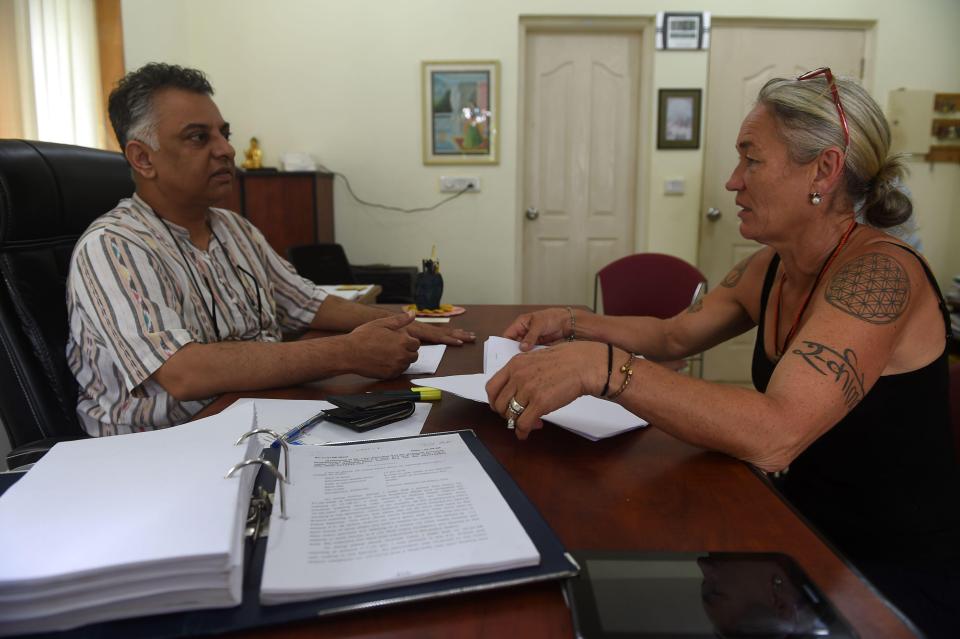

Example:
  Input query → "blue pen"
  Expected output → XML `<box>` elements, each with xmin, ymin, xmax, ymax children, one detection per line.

<box><xmin>271</xmin><ymin>411</ymin><xmax>326</xmax><ymax>448</ymax></box>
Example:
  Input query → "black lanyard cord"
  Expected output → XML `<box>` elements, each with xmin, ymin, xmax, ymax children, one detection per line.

<box><xmin>153</xmin><ymin>213</ymin><xmax>266</xmax><ymax>341</ymax></box>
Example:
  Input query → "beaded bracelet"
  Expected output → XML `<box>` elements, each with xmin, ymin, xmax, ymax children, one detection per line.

<box><xmin>607</xmin><ymin>352</ymin><xmax>635</xmax><ymax>400</ymax></box>
<box><xmin>566</xmin><ymin>306</ymin><xmax>576</xmax><ymax>341</ymax></box>
<box><xmin>599</xmin><ymin>343</ymin><xmax>613</xmax><ymax>397</ymax></box>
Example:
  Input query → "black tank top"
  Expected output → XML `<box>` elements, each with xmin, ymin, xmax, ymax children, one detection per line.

<box><xmin>752</xmin><ymin>243</ymin><xmax>960</xmax><ymax>561</ymax></box>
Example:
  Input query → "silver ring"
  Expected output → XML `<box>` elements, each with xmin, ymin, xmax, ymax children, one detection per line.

<box><xmin>506</xmin><ymin>417</ymin><xmax>516</xmax><ymax>430</ymax></box>
<box><xmin>508</xmin><ymin>397</ymin><xmax>526</xmax><ymax>416</ymax></box>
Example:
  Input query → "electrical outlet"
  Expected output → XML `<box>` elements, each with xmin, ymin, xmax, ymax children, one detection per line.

<box><xmin>439</xmin><ymin>176</ymin><xmax>481</xmax><ymax>193</ymax></box>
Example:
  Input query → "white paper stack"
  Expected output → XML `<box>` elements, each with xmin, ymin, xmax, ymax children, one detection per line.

<box><xmin>318</xmin><ymin>284</ymin><xmax>376</xmax><ymax>301</ymax></box>
<box><xmin>0</xmin><ymin>404</ymin><xmax>261</xmax><ymax>635</ymax></box>
<box><xmin>415</xmin><ymin>336</ymin><xmax>647</xmax><ymax>440</ymax></box>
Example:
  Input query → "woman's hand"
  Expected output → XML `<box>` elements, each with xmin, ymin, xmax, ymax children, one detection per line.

<box><xmin>502</xmin><ymin>308</ymin><xmax>576</xmax><ymax>351</ymax></box>
<box><xmin>485</xmin><ymin>341</ymin><xmax>607</xmax><ymax>439</ymax></box>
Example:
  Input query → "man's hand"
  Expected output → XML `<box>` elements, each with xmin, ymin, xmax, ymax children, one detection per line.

<box><xmin>346</xmin><ymin>312</ymin><xmax>421</xmax><ymax>378</ymax></box>
<box><xmin>407</xmin><ymin>319</ymin><xmax>476</xmax><ymax>346</ymax></box>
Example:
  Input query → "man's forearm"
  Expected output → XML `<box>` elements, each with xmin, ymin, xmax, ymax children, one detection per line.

<box><xmin>152</xmin><ymin>336</ymin><xmax>355</xmax><ymax>401</ymax></box>
<box><xmin>310</xmin><ymin>295</ymin><xmax>393</xmax><ymax>331</ymax></box>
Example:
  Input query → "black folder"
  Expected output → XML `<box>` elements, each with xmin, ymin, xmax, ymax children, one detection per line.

<box><xmin>1</xmin><ymin>430</ymin><xmax>577</xmax><ymax>638</ymax></box>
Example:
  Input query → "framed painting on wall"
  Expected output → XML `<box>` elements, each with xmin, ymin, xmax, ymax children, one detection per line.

<box><xmin>422</xmin><ymin>60</ymin><xmax>499</xmax><ymax>165</ymax></box>
<box><xmin>657</xmin><ymin>89</ymin><xmax>702</xmax><ymax>149</ymax></box>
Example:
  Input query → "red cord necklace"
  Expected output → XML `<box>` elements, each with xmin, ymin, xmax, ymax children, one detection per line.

<box><xmin>774</xmin><ymin>218</ymin><xmax>858</xmax><ymax>358</ymax></box>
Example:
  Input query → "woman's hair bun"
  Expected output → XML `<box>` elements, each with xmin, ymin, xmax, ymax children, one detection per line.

<box><xmin>859</xmin><ymin>155</ymin><xmax>912</xmax><ymax>228</ymax></box>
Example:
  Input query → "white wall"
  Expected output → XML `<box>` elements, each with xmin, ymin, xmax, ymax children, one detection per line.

<box><xmin>121</xmin><ymin>0</ymin><xmax>960</xmax><ymax>302</ymax></box>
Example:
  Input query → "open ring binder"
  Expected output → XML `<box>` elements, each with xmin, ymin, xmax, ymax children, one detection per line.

<box><xmin>0</xmin><ymin>405</ymin><xmax>577</xmax><ymax>638</ymax></box>
<box><xmin>235</xmin><ymin>428</ymin><xmax>290</xmax><ymax>482</ymax></box>
<box><xmin>225</xmin><ymin>458</ymin><xmax>288</xmax><ymax>519</ymax></box>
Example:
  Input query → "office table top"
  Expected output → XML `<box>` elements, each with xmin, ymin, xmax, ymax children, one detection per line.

<box><xmin>200</xmin><ymin>304</ymin><xmax>917</xmax><ymax>639</ymax></box>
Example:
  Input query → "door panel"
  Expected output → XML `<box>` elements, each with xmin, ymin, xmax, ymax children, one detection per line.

<box><xmin>698</xmin><ymin>25</ymin><xmax>865</xmax><ymax>382</ymax></box>
<box><xmin>523</xmin><ymin>32</ymin><xmax>641</xmax><ymax>306</ymax></box>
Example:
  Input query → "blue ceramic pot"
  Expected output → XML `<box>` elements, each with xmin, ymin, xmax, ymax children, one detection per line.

<box><xmin>414</xmin><ymin>272</ymin><xmax>444</xmax><ymax>310</ymax></box>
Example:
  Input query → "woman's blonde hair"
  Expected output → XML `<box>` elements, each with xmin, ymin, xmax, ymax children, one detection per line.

<box><xmin>758</xmin><ymin>75</ymin><xmax>911</xmax><ymax>228</ymax></box>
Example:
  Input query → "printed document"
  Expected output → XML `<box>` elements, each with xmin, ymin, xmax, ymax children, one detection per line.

<box><xmin>259</xmin><ymin>433</ymin><xmax>540</xmax><ymax>604</ymax></box>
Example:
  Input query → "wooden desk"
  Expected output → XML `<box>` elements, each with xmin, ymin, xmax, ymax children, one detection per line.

<box><xmin>201</xmin><ymin>305</ymin><xmax>917</xmax><ymax>639</ymax></box>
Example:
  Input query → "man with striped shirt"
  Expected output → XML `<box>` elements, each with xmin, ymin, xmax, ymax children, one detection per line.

<box><xmin>66</xmin><ymin>63</ymin><xmax>474</xmax><ymax>436</ymax></box>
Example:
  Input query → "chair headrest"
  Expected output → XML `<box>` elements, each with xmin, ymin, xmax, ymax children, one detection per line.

<box><xmin>0</xmin><ymin>139</ymin><xmax>134</xmax><ymax>245</ymax></box>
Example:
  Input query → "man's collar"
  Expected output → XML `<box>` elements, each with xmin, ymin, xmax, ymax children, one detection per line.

<box><xmin>131</xmin><ymin>192</ymin><xmax>214</xmax><ymax>238</ymax></box>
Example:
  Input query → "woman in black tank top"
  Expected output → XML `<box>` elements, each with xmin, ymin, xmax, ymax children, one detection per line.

<box><xmin>491</xmin><ymin>70</ymin><xmax>960</xmax><ymax>637</ymax></box>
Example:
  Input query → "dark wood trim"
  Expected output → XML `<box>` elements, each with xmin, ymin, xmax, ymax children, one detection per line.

<box><xmin>94</xmin><ymin>0</ymin><xmax>125</xmax><ymax>151</ymax></box>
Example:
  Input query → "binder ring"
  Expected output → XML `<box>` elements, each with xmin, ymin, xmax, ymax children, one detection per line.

<box><xmin>236</xmin><ymin>429</ymin><xmax>290</xmax><ymax>483</ymax></box>
<box><xmin>225</xmin><ymin>459</ymin><xmax>288</xmax><ymax>519</ymax></box>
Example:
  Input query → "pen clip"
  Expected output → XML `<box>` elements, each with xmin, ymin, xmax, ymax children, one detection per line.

<box><xmin>273</xmin><ymin>411</ymin><xmax>326</xmax><ymax>448</ymax></box>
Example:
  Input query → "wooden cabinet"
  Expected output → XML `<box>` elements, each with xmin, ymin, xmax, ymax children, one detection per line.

<box><xmin>218</xmin><ymin>171</ymin><xmax>334</xmax><ymax>258</ymax></box>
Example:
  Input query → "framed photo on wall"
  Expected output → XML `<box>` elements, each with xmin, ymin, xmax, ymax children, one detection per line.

<box><xmin>422</xmin><ymin>60</ymin><xmax>499</xmax><ymax>165</ymax></box>
<box><xmin>657</xmin><ymin>89</ymin><xmax>702</xmax><ymax>149</ymax></box>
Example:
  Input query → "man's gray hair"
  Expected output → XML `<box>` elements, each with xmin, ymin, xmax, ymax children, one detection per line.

<box><xmin>107</xmin><ymin>63</ymin><xmax>214</xmax><ymax>150</ymax></box>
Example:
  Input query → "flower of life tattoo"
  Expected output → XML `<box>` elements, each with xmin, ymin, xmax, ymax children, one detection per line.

<box><xmin>720</xmin><ymin>252</ymin><xmax>757</xmax><ymax>288</ymax></box>
<box><xmin>792</xmin><ymin>340</ymin><xmax>865</xmax><ymax>409</ymax></box>
<box><xmin>825</xmin><ymin>253</ymin><xmax>909</xmax><ymax>324</ymax></box>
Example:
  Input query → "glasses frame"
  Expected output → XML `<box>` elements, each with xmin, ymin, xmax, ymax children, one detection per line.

<box><xmin>796</xmin><ymin>67</ymin><xmax>850</xmax><ymax>151</ymax></box>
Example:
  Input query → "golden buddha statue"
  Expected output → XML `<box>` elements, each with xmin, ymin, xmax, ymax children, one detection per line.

<box><xmin>241</xmin><ymin>137</ymin><xmax>263</xmax><ymax>170</ymax></box>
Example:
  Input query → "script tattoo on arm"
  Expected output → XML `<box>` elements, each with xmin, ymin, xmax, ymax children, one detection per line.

<box><xmin>720</xmin><ymin>252</ymin><xmax>757</xmax><ymax>288</ymax></box>
<box><xmin>824</xmin><ymin>253</ymin><xmax>909</xmax><ymax>323</ymax></box>
<box><xmin>791</xmin><ymin>340</ymin><xmax>865</xmax><ymax>410</ymax></box>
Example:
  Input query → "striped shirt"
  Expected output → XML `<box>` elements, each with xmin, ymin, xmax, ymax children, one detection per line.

<box><xmin>66</xmin><ymin>194</ymin><xmax>327</xmax><ymax>436</ymax></box>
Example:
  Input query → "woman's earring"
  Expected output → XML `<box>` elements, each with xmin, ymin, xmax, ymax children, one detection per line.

<box><xmin>810</xmin><ymin>192</ymin><xmax>822</xmax><ymax>206</ymax></box>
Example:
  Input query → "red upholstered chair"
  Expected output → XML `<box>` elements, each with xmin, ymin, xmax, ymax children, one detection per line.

<box><xmin>594</xmin><ymin>253</ymin><xmax>707</xmax><ymax>375</ymax></box>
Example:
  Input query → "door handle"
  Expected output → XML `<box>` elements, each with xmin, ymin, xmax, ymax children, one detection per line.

<box><xmin>525</xmin><ymin>207</ymin><xmax>540</xmax><ymax>220</ymax></box>
<box><xmin>706</xmin><ymin>207</ymin><xmax>722</xmax><ymax>221</ymax></box>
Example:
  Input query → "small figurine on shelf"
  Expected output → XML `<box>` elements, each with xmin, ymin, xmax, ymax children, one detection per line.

<box><xmin>241</xmin><ymin>137</ymin><xmax>264</xmax><ymax>170</ymax></box>
<box><xmin>414</xmin><ymin>245</ymin><xmax>444</xmax><ymax>310</ymax></box>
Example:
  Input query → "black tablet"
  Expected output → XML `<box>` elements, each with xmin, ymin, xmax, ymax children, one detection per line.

<box><xmin>564</xmin><ymin>551</ymin><xmax>857</xmax><ymax>638</ymax></box>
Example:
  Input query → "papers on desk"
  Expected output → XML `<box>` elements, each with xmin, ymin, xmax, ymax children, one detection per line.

<box><xmin>318</xmin><ymin>284</ymin><xmax>377</xmax><ymax>301</ymax></box>
<box><xmin>414</xmin><ymin>336</ymin><xmax>648</xmax><ymax>441</ymax></box>
<box><xmin>405</xmin><ymin>344</ymin><xmax>446</xmax><ymax>374</ymax></box>
<box><xmin>0</xmin><ymin>405</ymin><xmax>260</xmax><ymax>635</ymax></box>
<box><xmin>259</xmin><ymin>433</ymin><xmax>540</xmax><ymax>604</ymax></box>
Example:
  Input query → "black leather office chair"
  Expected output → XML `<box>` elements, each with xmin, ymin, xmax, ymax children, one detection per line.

<box><xmin>287</xmin><ymin>243</ymin><xmax>417</xmax><ymax>304</ymax></box>
<box><xmin>287</xmin><ymin>243</ymin><xmax>356</xmax><ymax>285</ymax></box>
<box><xmin>0</xmin><ymin>139</ymin><xmax>134</xmax><ymax>468</ymax></box>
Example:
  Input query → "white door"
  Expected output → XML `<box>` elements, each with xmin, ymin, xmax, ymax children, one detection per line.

<box><xmin>699</xmin><ymin>24</ymin><xmax>866</xmax><ymax>382</ymax></box>
<box><xmin>522</xmin><ymin>31</ymin><xmax>641</xmax><ymax>306</ymax></box>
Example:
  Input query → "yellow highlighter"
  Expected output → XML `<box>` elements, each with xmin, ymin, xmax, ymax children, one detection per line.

<box><xmin>381</xmin><ymin>387</ymin><xmax>442</xmax><ymax>401</ymax></box>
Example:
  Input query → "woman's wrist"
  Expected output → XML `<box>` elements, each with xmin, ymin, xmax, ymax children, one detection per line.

<box><xmin>606</xmin><ymin>349</ymin><xmax>636</xmax><ymax>399</ymax></box>
<box><xmin>578</xmin><ymin>341</ymin><xmax>609</xmax><ymax>397</ymax></box>
<box><xmin>564</xmin><ymin>306</ymin><xmax>577</xmax><ymax>340</ymax></box>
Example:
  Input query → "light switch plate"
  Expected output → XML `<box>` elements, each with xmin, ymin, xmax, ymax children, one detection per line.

<box><xmin>664</xmin><ymin>178</ymin><xmax>685</xmax><ymax>195</ymax></box>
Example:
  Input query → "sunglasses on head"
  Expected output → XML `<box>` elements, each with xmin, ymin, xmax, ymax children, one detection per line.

<box><xmin>796</xmin><ymin>67</ymin><xmax>850</xmax><ymax>151</ymax></box>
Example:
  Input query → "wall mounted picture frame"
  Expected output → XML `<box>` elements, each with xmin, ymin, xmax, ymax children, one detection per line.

<box><xmin>657</xmin><ymin>89</ymin><xmax>701</xmax><ymax>149</ymax></box>
<box><xmin>656</xmin><ymin>12</ymin><xmax>709</xmax><ymax>50</ymax></box>
<box><xmin>422</xmin><ymin>60</ymin><xmax>499</xmax><ymax>165</ymax></box>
